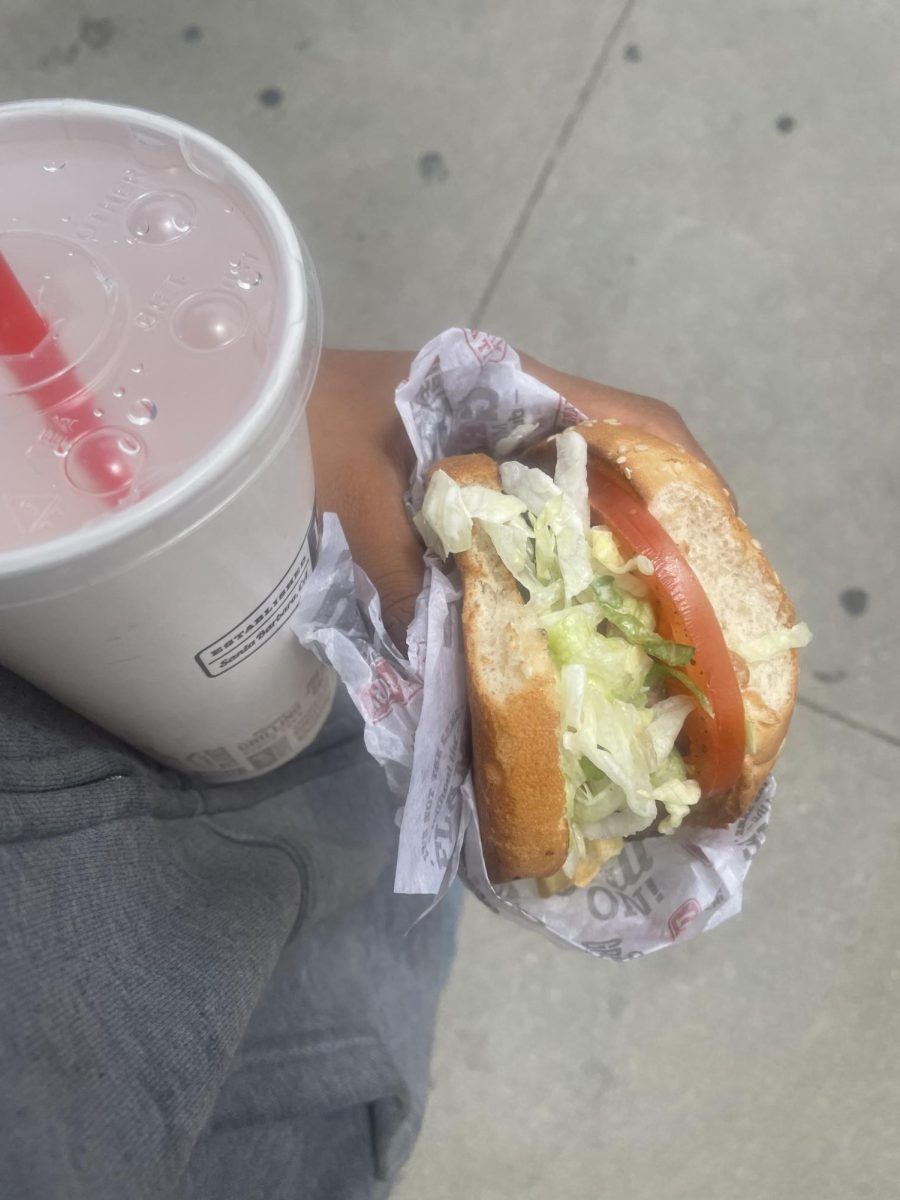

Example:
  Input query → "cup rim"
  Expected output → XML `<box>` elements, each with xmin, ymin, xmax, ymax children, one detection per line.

<box><xmin>0</xmin><ymin>98</ymin><xmax>314</xmax><ymax>585</ymax></box>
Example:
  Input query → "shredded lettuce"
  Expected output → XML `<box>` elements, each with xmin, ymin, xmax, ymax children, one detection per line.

<box><xmin>591</xmin><ymin>573</ymin><xmax>655</xmax><ymax>627</ymax></box>
<box><xmin>560</xmin><ymin>662</ymin><xmax>586</xmax><ymax>730</ymax></box>
<box><xmin>591</xmin><ymin>576</ymin><xmax>694</xmax><ymax>666</ymax></box>
<box><xmin>645</xmin><ymin>696</ymin><xmax>696</xmax><ymax>764</ymax></box>
<box><xmin>651</xmin><ymin>750</ymin><xmax>688</xmax><ymax>787</ymax></box>
<box><xmin>420</xmin><ymin>469</ymin><xmax>472</xmax><ymax>557</ymax></box>
<box><xmin>459</xmin><ymin>485</ymin><xmax>528</xmax><ymax>525</ymax></box>
<box><xmin>412</xmin><ymin>509</ymin><xmax>445</xmax><ymax>558</ymax></box>
<box><xmin>523</xmin><ymin>575</ymin><xmax>565</xmax><ymax>612</ymax></box>
<box><xmin>554</xmin><ymin>428</ymin><xmax>590</xmax><ymax>529</ymax></box>
<box><xmin>417</xmin><ymin>475</ymin><xmax>527</xmax><ymax>559</ymax></box>
<box><xmin>480</xmin><ymin>517</ymin><xmax>532</xmax><ymax>580</ymax></box>
<box><xmin>590</xmin><ymin>528</ymin><xmax>654</xmax><ymax>578</ymax></box>
<box><xmin>546</xmin><ymin>609</ymin><xmax>650</xmax><ymax>704</ymax></box>
<box><xmin>527</xmin><ymin>493</ymin><xmax>594</xmax><ymax>599</ymax></box>
<box><xmin>550</xmin><ymin>615</ymin><xmax>701</xmax><ymax>864</ymax></box>
<box><xmin>575</xmin><ymin>783</ymin><xmax>626</xmax><ymax>826</ymax></box>
<box><xmin>732</xmin><ymin>621</ymin><xmax>812</xmax><ymax>664</ymax></box>
<box><xmin>580</xmin><ymin>806</ymin><xmax>656</xmax><ymax>840</ymax></box>
<box><xmin>533</xmin><ymin>500</ymin><xmax>557</xmax><ymax>584</ymax></box>
<box><xmin>545</xmin><ymin>496</ymin><xmax>594</xmax><ymax>598</ymax></box>
<box><xmin>647</xmin><ymin>661</ymin><xmax>715</xmax><ymax>718</ymax></box>
<box><xmin>498</xmin><ymin>460</ymin><xmax>561</xmax><ymax>516</ymax></box>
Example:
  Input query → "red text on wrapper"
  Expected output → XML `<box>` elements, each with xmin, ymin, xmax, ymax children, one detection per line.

<box><xmin>667</xmin><ymin>898</ymin><xmax>702</xmax><ymax>940</ymax></box>
<box><xmin>554</xmin><ymin>393</ymin><xmax>584</xmax><ymax>430</ymax></box>
<box><xmin>360</xmin><ymin>660</ymin><xmax>422</xmax><ymax>724</ymax></box>
<box><xmin>463</xmin><ymin>329</ymin><xmax>508</xmax><ymax>365</ymax></box>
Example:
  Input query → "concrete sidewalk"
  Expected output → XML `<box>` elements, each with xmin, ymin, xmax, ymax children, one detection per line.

<box><xmin>2</xmin><ymin>2</ymin><xmax>897</xmax><ymax>1196</ymax></box>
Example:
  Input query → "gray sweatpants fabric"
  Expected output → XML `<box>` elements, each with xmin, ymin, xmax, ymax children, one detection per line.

<box><xmin>0</xmin><ymin>667</ymin><xmax>460</xmax><ymax>1199</ymax></box>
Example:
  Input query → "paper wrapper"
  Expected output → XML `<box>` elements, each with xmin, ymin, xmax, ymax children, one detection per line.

<box><xmin>294</xmin><ymin>328</ymin><xmax>774</xmax><ymax>960</ymax></box>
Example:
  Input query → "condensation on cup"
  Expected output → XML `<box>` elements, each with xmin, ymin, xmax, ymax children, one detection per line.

<box><xmin>0</xmin><ymin>99</ymin><xmax>336</xmax><ymax>781</ymax></box>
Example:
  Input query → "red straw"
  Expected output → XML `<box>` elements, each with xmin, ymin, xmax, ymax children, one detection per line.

<box><xmin>0</xmin><ymin>252</ymin><xmax>48</xmax><ymax>355</ymax></box>
<box><xmin>0</xmin><ymin>251</ymin><xmax>125</xmax><ymax>501</ymax></box>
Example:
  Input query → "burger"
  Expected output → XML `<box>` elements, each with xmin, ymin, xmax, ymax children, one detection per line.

<box><xmin>414</xmin><ymin>422</ymin><xmax>810</xmax><ymax>891</ymax></box>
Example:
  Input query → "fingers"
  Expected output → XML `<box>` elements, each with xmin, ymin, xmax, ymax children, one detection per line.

<box><xmin>374</xmin><ymin>569</ymin><xmax>423</xmax><ymax>653</ymax></box>
<box><xmin>308</xmin><ymin>351</ymin><xmax>423</xmax><ymax>651</ymax></box>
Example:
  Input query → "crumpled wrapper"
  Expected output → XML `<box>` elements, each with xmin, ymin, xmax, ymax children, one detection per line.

<box><xmin>294</xmin><ymin>328</ymin><xmax>774</xmax><ymax>960</ymax></box>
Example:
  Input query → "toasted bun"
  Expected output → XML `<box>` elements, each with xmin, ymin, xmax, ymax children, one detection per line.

<box><xmin>561</xmin><ymin>421</ymin><xmax>799</xmax><ymax>825</ymax></box>
<box><xmin>436</xmin><ymin>454</ymin><xmax>568</xmax><ymax>882</ymax></box>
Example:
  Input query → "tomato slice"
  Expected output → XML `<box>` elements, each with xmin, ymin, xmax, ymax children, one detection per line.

<box><xmin>587</xmin><ymin>465</ymin><xmax>745</xmax><ymax>797</ymax></box>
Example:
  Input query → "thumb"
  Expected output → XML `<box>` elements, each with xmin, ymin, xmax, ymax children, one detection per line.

<box><xmin>307</xmin><ymin>350</ymin><xmax>424</xmax><ymax>655</ymax></box>
<box><xmin>319</xmin><ymin>449</ymin><xmax>423</xmax><ymax>655</ymax></box>
<box><xmin>368</xmin><ymin>540</ymin><xmax>424</xmax><ymax>655</ymax></box>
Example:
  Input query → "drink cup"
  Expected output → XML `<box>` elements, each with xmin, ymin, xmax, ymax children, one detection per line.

<box><xmin>0</xmin><ymin>99</ymin><xmax>336</xmax><ymax>781</ymax></box>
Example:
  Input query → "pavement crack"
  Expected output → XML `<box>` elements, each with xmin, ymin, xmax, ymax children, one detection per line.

<box><xmin>796</xmin><ymin>695</ymin><xmax>900</xmax><ymax>750</ymax></box>
<box><xmin>471</xmin><ymin>0</ymin><xmax>638</xmax><ymax>328</ymax></box>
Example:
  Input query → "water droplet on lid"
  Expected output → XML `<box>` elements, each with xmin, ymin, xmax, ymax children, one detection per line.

<box><xmin>53</xmin><ymin>443</ymin><xmax>70</xmax><ymax>458</ymax></box>
<box><xmin>42</xmin><ymin>273</ymin><xmax>52</xmax><ymax>281</ymax></box>
<box><xmin>224</xmin><ymin>205</ymin><xmax>234</xmax><ymax>215</ymax></box>
<box><xmin>65</xmin><ymin>428</ymin><xmax>144</xmax><ymax>494</ymax></box>
<box><xmin>172</xmin><ymin>290</ymin><xmax>249</xmax><ymax>350</ymax></box>
<box><xmin>131</xmin><ymin>363</ymin><xmax>144</xmax><ymax>374</ymax></box>
<box><xmin>43</xmin><ymin>160</ymin><xmax>66</xmax><ymax>172</ymax></box>
<box><xmin>61</xmin><ymin>216</ymin><xmax>71</xmax><ymax>223</ymax></box>
<box><xmin>126</xmin><ymin>191</ymin><xmax>196</xmax><ymax>244</ymax></box>
<box><xmin>93</xmin><ymin>407</ymin><xmax>104</xmax><ymax>419</ymax></box>
<box><xmin>236</xmin><ymin>269</ymin><xmax>262</xmax><ymax>290</ymax></box>
<box><xmin>127</xmin><ymin>397</ymin><xmax>157</xmax><ymax>426</ymax></box>
<box><xmin>112</xmin><ymin>387</ymin><xmax>125</xmax><ymax>399</ymax></box>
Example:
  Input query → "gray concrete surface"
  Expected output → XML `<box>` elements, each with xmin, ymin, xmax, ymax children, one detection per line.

<box><xmin>1</xmin><ymin>1</ymin><xmax>898</xmax><ymax>1197</ymax></box>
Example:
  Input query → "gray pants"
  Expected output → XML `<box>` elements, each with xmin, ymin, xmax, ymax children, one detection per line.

<box><xmin>0</xmin><ymin>668</ymin><xmax>460</xmax><ymax>1199</ymax></box>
